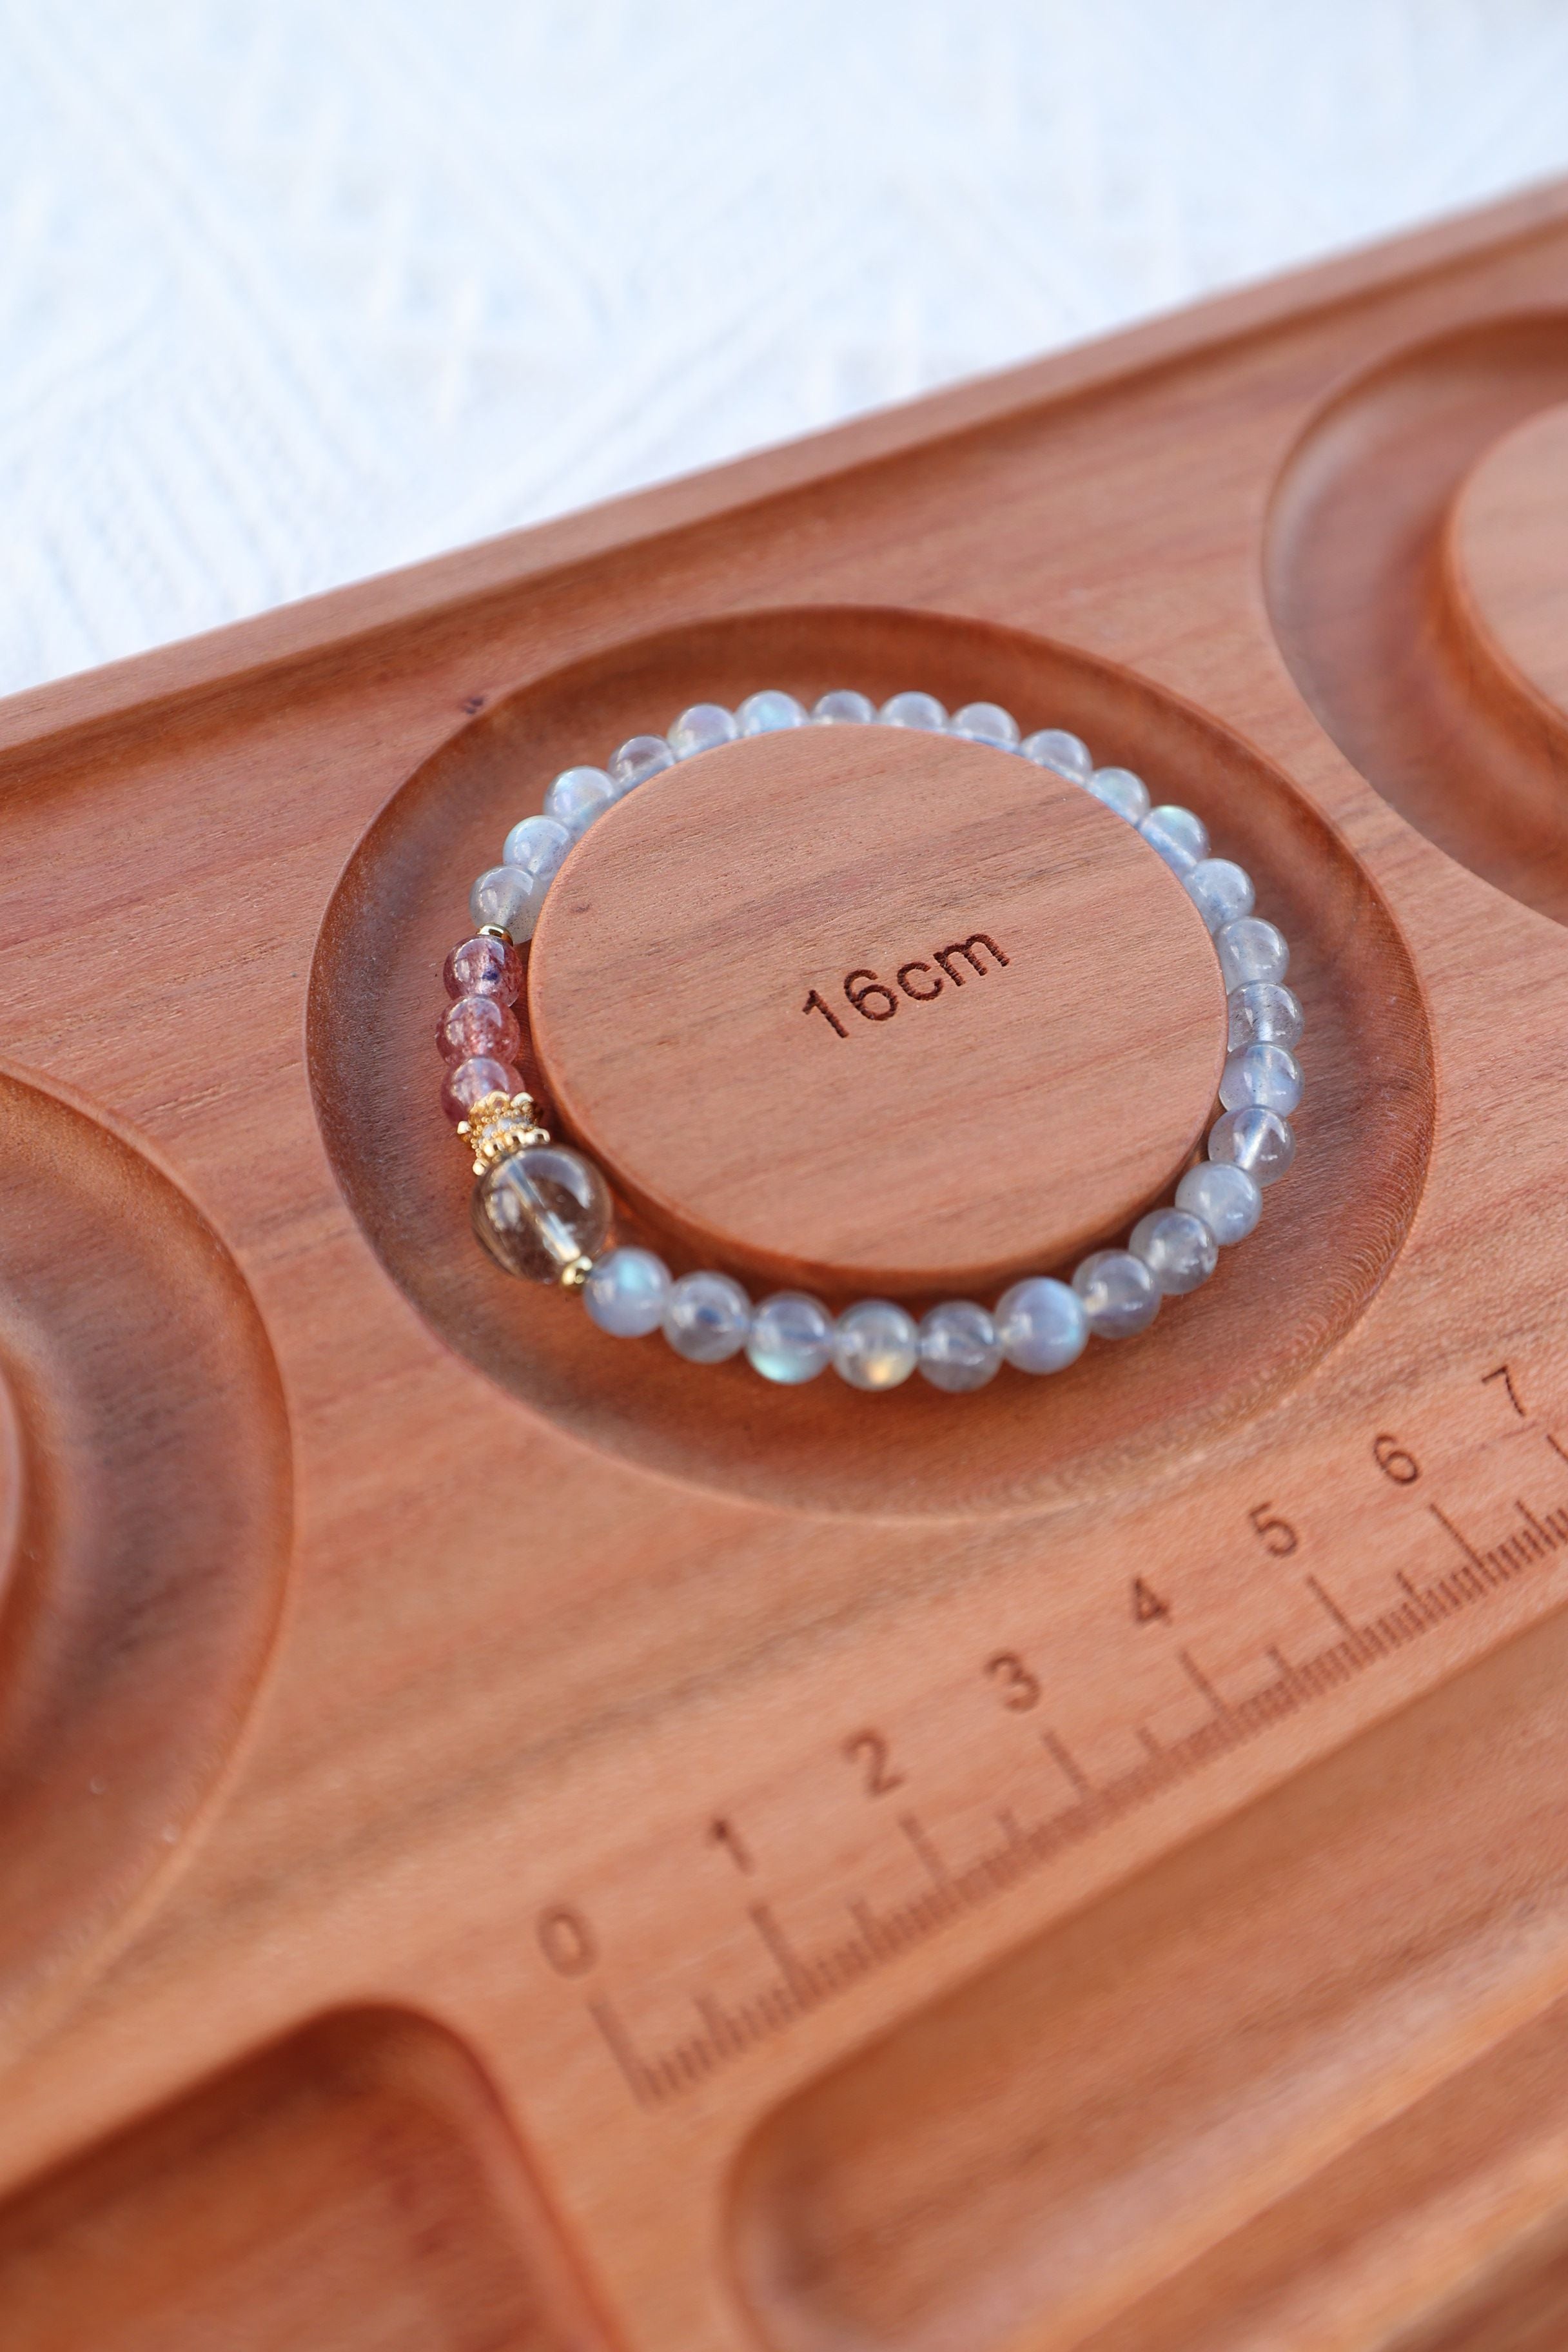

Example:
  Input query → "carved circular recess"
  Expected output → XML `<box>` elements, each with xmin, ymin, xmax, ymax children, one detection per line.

<box><xmin>1449</xmin><ymin>398</ymin><xmax>1568</xmax><ymax>715</ymax></box>
<box><xmin>0</xmin><ymin>1073</ymin><xmax>291</xmax><ymax>2055</ymax></box>
<box><xmin>530</xmin><ymin>726</ymin><xmax>1224</xmax><ymax>1297</ymax></box>
<box><xmin>310</xmin><ymin>605</ymin><xmax>1431</xmax><ymax>1516</ymax></box>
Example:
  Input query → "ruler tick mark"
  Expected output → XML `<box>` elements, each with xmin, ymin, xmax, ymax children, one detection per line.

<box><xmin>1041</xmin><ymin>1728</ymin><xmax>1092</xmax><ymax>1795</ymax></box>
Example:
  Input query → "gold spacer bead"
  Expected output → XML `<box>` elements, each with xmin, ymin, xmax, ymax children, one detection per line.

<box><xmin>476</xmin><ymin>924</ymin><xmax>512</xmax><ymax>943</ymax></box>
<box><xmin>559</xmin><ymin>1255</ymin><xmax>594</xmax><ymax>1291</ymax></box>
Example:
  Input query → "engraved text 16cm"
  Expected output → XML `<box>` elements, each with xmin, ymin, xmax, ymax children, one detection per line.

<box><xmin>803</xmin><ymin>932</ymin><xmax>1010</xmax><ymax>1037</ymax></box>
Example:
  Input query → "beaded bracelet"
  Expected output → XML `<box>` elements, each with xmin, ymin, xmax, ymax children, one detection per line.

<box><xmin>436</xmin><ymin>689</ymin><xmax>1302</xmax><ymax>1393</ymax></box>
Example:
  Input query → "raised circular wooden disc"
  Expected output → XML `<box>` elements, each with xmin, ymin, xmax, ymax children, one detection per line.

<box><xmin>1451</xmin><ymin>400</ymin><xmax>1568</xmax><ymax>714</ymax></box>
<box><xmin>529</xmin><ymin>727</ymin><xmax>1226</xmax><ymax>1295</ymax></box>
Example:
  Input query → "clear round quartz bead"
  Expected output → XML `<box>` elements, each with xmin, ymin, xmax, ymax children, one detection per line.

<box><xmin>1176</xmin><ymin>1159</ymin><xmax>1262</xmax><ymax>1244</ymax></box>
<box><xmin>1185</xmin><ymin>858</ymin><xmax>1255</xmax><ymax>934</ymax></box>
<box><xmin>880</xmin><ymin>691</ymin><xmax>946</xmax><ymax>729</ymax></box>
<box><xmin>1130</xmin><ymin>1207</ymin><xmax>1218</xmax><ymax>1295</ymax></box>
<box><xmin>1216</xmin><ymin>916</ymin><xmax>1290</xmax><ymax>992</ymax></box>
<box><xmin>501</xmin><ymin>813</ymin><xmax>574</xmax><ymax>883</ymax></box>
<box><xmin>584</xmin><ymin>1246</ymin><xmax>672</xmax><ymax>1336</ymax></box>
<box><xmin>1220</xmin><ymin>1042</ymin><xmax>1303</xmax><ymax>1114</ymax></box>
<box><xmin>608</xmin><ymin>734</ymin><xmax>675</xmax><ymax>795</ymax></box>
<box><xmin>663</xmin><ymin>1269</ymin><xmax>751</xmax><ymax>1363</ymax></box>
<box><xmin>950</xmin><ymin>701</ymin><xmax>1020</xmax><ymax>748</ymax></box>
<box><xmin>917</xmin><ymin>1300</ymin><xmax>1002</xmax><ymax>1392</ymax></box>
<box><xmin>746</xmin><ymin>1292</ymin><xmax>834</xmax><ymax>1384</ymax></box>
<box><xmin>469</xmin><ymin>863</ymin><xmax>547</xmax><ymax>944</ymax></box>
<box><xmin>1209</xmin><ymin>1106</ymin><xmax>1295</xmax><ymax>1185</ymax></box>
<box><xmin>1139</xmin><ymin>804</ymin><xmax>1210</xmax><ymax>874</ymax></box>
<box><xmin>995</xmin><ymin>1277</ymin><xmax>1088</xmax><ymax>1373</ymax></box>
<box><xmin>1228</xmin><ymin>981</ymin><xmax>1303</xmax><ymax>1050</ymax></box>
<box><xmin>544</xmin><ymin>765</ymin><xmax>615</xmax><ymax>836</ymax></box>
<box><xmin>1021</xmin><ymin>728</ymin><xmax>1092</xmax><ymax>781</ymax></box>
<box><xmin>833</xmin><ymin>1300</ymin><xmax>919</xmax><ymax>1391</ymax></box>
<box><xmin>1072</xmin><ymin>1250</ymin><xmax>1161</xmax><ymax>1337</ymax></box>
<box><xmin>1088</xmin><ymin>767</ymin><xmax>1151</xmax><ymax>824</ymax></box>
<box><xmin>812</xmin><ymin>690</ymin><xmax>876</xmax><ymax>724</ymax></box>
<box><xmin>738</xmin><ymin>689</ymin><xmax>807</xmax><ymax>735</ymax></box>
<box><xmin>668</xmin><ymin>703</ymin><xmax>738</xmax><ymax>759</ymax></box>
<box><xmin>471</xmin><ymin>1146</ymin><xmax>612</xmax><ymax>1283</ymax></box>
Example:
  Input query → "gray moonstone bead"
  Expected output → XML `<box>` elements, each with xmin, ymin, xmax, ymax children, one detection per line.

<box><xmin>1220</xmin><ymin>1043</ymin><xmax>1303</xmax><ymax>1115</ymax></box>
<box><xmin>917</xmin><ymin>1300</ymin><xmax>1002</xmax><ymax>1392</ymax></box>
<box><xmin>502</xmin><ymin>813</ymin><xmax>574</xmax><ymax>883</ymax></box>
<box><xmin>1216</xmin><ymin>916</ymin><xmax>1289</xmax><ymax>992</ymax></box>
<box><xmin>1176</xmin><ymin>1160</ymin><xmax>1262</xmax><ymax>1244</ymax></box>
<box><xmin>880</xmin><ymin>691</ymin><xmax>946</xmax><ymax>729</ymax></box>
<box><xmin>1139</xmin><ymin>803</ymin><xmax>1210</xmax><ymax>874</ymax></box>
<box><xmin>738</xmin><ymin>689</ymin><xmax>807</xmax><ymax>734</ymax></box>
<box><xmin>747</xmin><ymin>1292</ymin><xmax>834</xmax><ymax>1383</ymax></box>
<box><xmin>469</xmin><ymin>863</ymin><xmax>547</xmax><ymax>944</ymax></box>
<box><xmin>1185</xmin><ymin>858</ymin><xmax>1254</xmax><ymax>933</ymax></box>
<box><xmin>669</xmin><ymin>703</ymin><xmax>738</xmax><ymax>758</ymax></box>
<box><xmin>1072</xmin><ymin>1250</ymin><xmax>1161</xmax><ymax>1337</ymax></box>
<box><xmin>1227</xmin><ymin>981</ymin><xmax>1303</xmax><ymax>1050</ymax></box>
<box><xmin>1130</xmin><ymin>1207</ymin><xmax>1219</xmax><ymax>1295</ymax></box>
<box><xmin>1021</xmin><ymin>728</ymin><xmax>1092</xmax><ymax>781</ymax></box>
<box><xmin>608</xmin><ymin>734</ymin><xmax>675</xmax><ymax>794</ymax></box>
<box><xmin>1088</xmin><ymin>767</ymin><xmax>1150</xmax><ymax>824</ymax></box>
<box><xmin>584</xmin><ymin>1246</ymin><xmax>672</xmax><ymax>1336</ymax></box>
<box><xmin>995</xmin><ymin>1277</ymin><xmax>1088</xmax><ymax>1373</ymax></box>
<box><xmin>663</xmin><ymin>1270</ymin><xmax>752</xmax><ymax>1363</ymax></box>
<box><xmin>471</xmin><ymin>1146</ymin><xmax>612</xmax><ymax>1283</ymax></box>
<box><xmin>950</xmin><ymin>701</ymin><xmax>1019</xmax><ymax>748</ymax></box>
<box><xmin>1209</xmin><ymin>1106</ymin><xmax>1295</xmax><ymax>1185</ymax></box>
<box><xmin>833</xmin><ymin>1300</ymin><xmax>919</xmax><ymax>1391</ymax></box>
<box><xmin>544</xmin><ymin>765</ymin><xmax>616</xmax><ymax>836</ymax></box>
<box><xmin>813</xmin><ymin>690</ymin><xmax>876</xmax><ymax>724</ymax></box>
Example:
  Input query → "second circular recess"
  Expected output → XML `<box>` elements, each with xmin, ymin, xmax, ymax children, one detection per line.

<box><xmin>529</xmin><ymin>722</ymin><xmax>1228</xmax><ymax>1298</ymax></box>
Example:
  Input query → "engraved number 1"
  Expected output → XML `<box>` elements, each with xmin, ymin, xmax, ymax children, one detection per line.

<box><xmin>803</xmin><ymin>988</ymin><xmax>848</xmax><ymax>1038</ymax></box>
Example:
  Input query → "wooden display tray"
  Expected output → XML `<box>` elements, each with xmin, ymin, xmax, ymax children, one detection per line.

<box><xmin>6</xmin><ymin>179</ymin><xmax>1568</xmax><ymax>2350</ymax></box>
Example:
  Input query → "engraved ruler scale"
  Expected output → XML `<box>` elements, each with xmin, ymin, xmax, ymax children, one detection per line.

<box><xmin>6</xmin><ymin>186</ymin><xmax>1568</xmax><ymax>2352</ymax></box>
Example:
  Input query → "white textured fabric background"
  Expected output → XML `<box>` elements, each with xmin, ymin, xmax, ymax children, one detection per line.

<box><xmin>4</xmin><ymin>2</ymin><xmax>1568</xmax><ymax>698</ymax></box>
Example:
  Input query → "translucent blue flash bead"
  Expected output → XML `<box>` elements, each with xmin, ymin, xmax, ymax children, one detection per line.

<box><xmin>1021</xmin><ymin>728</ymin><xmax>1092</xmax><ymax>781</ymax></box>
<box><xmin>1130</xmin><ymin>1208</ymin><xmax>1217</xmax><ymax>1295</ymax></box>
<box><xmin>1073</xmin><ymin>1250</ymin><xmax>1161</xmax><ymax>1337</ymax></box>
<box><xmin>1139</xmin><ymin>804</ymin><xmax>1210</xmax><ymax>875</ymax></box>
<box><xmin>833</xmin><ymin>1300</ymin><xmax>919</xmax><ymax>1391</ymax></box>
<box><xmin>583</xmin><ymin>1246</ymin><xmax>671</xmax><ymax>1337</ymax></box>
<box><xmin>1216</xmin><ymin>916</ymin><xmax>1289</xmax><ymax>992</ymax></box>
<box><xmin>917</xmin><ymin>1300</ymin><xmax>1001</xmax><ymax>1392</ymax></box>
<box><xmin>1210</xmin><ymin>1106</ymin><xmax>1295</xmax><ymax>1184</ymax></box>
<box><xmin>813</xmin><ymin>690</ymin><xmax>876</xmax><ymax>723</ymax></box>
<box><xmin>738</xmin><ymin>689</ymin><xmax>807</xmax><ymax>734</ymax></box>
<box><xmin>544</xmin><ymin>765</ymin><xmax>615</xmax><ymax>836</ymax></box>
<box><xmin>1228</xmin><ymin>981</ymin><xmax>1303</xmax><ymax>1051</ymax></box>
<box><xmin>668</xmin><ymin>703</ymin><xmax>737</xmax><ymax>759</ymax></box>
<box><xmin>662</xmin><ymin>1269</ymin><xmax>751</xmax><ymax>1363</ymax></box>
<box><xmin>881</xmin><ymin>691</ymin><xmax>946</xmax><ymax>729</ymax></box>
<box><xmin>950</xmin><ymin>701</ymin><xmax>1019</xmax><ymax>748</ymax></box>
<box><xmin>1176</xmin><ymin>1160</ymin><xmax>1262</xmax><ymax>1243</ymax></box>
<box><xmin>995</xmin><ymin>1277</ymin><xmax>1088</xmax><ymax>1373</ymax></box>
<box><xmin>1220</xmin><ymin>1043</ymin><xmax>1303</xmax><ymax>1115</ymax></box>
<box><xmin>502</xmin><ymin>813</ymin><xmax>574</xmax><ymax>884</ymax></box>
<box><xmin>1088</xmin><ymin>767</ymin><xmax>1151</xmax><ymax>824</ymax></box>
<box><xmin>747</xmin><ymin>1292</ymin><xmax>834</xmax><ymax>1383</ymax></box>
<box><xmin>469</xmin><ymin>864</ymin><xmax>546</xmax><ymax>944</ymax></box>
<box><xmin>1184</xmin><ymin>858</ymin><xmax>1254</xmax><ymax>934</ymax></box>
<box><xmin>608</xmin><ymin>734</ymin><xmax>674</xmax><ymax>795</ymax></box>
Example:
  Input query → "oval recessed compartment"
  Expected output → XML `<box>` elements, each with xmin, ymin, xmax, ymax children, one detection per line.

<box><xmin>309</xmin><ymin>606</ymin><xmax>1430</xmax><ymax>1516</ymax></box>
<box><xmin>0</xmin><ymin>1073</ymin><xmax>291</xmax><ymax>2054</ymax></box>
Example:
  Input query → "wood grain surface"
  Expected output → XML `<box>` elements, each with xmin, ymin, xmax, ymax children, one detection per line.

<box><xmin>5</xmin><ymin>180</ymin><xmax>1568</xmax><ymax>2352</ymax></box>
<box><xmin>531</xmin><ymin>723</ymin><xmax>1225</xmax><ymax>1293</ymax></box>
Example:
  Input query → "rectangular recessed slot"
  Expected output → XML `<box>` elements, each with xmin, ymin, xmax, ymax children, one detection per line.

<box><xmin>732</xmin><ymin>1612</ymin><xmax>1568</xmax><ymax>2352</ymax></box>
<box><xmin>0</xmin><ymin>2008</ymin><xmax>603</xmax><ymax>2352</ymax></box>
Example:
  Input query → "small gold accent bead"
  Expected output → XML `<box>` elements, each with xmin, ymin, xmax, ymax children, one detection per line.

<box><xmin>476</xmin><ymin>924</ymin><xmax>512</xmax><ymax>943</ymax></box>
<box><xmin>559</xmin><ymin>1255</ymin><xmax>594</xmax><ymax>1290</ymax></box>
<box><xmin>456</xmin><ymin>1089</ymin><xmax>552</xmax><ymax>1176</ymax></box>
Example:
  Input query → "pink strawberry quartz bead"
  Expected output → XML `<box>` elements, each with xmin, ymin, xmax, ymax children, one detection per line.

<box><xmin>443</xmin><ymin>934</ymin><xmax>522</xmax><ymax>1003</ymax></box>
<box><xmin>436</xmin><ymin>994</ymin><xmax>522</xmax><ymax>1064</ymax></box>
<box><xmin>441</xmin><ymin>1055</ymin><xmax>521</xmax><ymax>1124</ymax></box>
